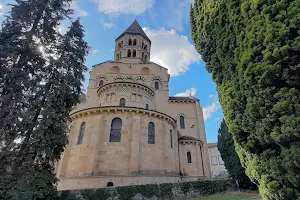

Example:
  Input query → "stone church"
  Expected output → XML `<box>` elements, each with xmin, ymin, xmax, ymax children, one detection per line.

<box><xmin>56</xmin><ymin>20</ymin><xmax>211</xmax><ymax>190</ymax></box>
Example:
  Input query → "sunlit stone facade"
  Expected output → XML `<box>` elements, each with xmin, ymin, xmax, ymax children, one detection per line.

<box><xmin>56</xmin><ymin>20</ymin><xmax>211</xmax><ymax>190</ymax></box>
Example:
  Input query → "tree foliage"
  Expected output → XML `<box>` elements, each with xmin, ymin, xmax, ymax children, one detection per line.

<box><xmin>218</xmin><ymin>119</ymin><xmax>256</xmax><ymax>190</ymax></box>
<box><xmin>190</xmin><ymin>0</ymin><xmax>300</xmax><ymax>199</ymax></box>
<box><xmin>0</xmin><ymin>0</ymin><xmax>89</xmax><ymax>199</ymax></box>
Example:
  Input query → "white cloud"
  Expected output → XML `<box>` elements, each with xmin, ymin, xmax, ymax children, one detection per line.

<box><xmin>58</xmin><ymin>24</ymin><xmax>68</xmax><ymax>34</ymax></box>
<box><xmin>70</xmin><ymin>1</ymin><xmax>88</xmax><ymax>17</ymax></box>
<box><xmin>203</xmin><ymin>94</ymin><xmax>221</xmax><ymax>120</ymax></box>
<box><xmin>91</xmin><ymin>49</ymin><xmax>99</xmax><ymax>55</ymax></box>
<box><xmin>175</xmin><ymin>88</ymin><xmax>197</xmax><ymax>97</ymax></box>
<box><xmin>93</xmin><ymin>0</ymin><xmax>153</xmax><ymax>15</ymax></box>
<box><xmin>100</xmin><ymin>17</ymin><xmax>115</xmax><ymax>29</ymax></box>
<box><xmin>0</xmin><ymin>3</ymin><xmax>4</xmax><ymax>15</ymax></box>
<box><xmin>143</xmin><ymin>27</ymin><xmax>201</xmax><ymax>76</ymax></box>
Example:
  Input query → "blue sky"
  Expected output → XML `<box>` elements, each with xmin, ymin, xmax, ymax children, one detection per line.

<box><xmin>0</xmin><ymin>0</ymin><xmax>223</xmax><ymax>143</ymax></box>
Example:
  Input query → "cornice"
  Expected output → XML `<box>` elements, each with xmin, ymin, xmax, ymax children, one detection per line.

<box><xmin>70</xmin><ymin>106</ymin><xmax>177</xmax><ymax>126</ymax></box>
<box><xmin>97</xmin><ymin>82</ymin><xmax>155</xmax><ymax>96</ymax></box>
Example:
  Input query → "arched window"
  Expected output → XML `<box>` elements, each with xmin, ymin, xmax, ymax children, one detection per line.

<box><xmin>180</xmin><ymin>116</ymin><xmax>185</xmax><ymax>129</ymax></box>
<box><xmin>146</xmin><ymin>104</ymin><xmax>149</xmax><ymax>110</ymax></box>
<box><xmin>109</xmin><ymin>118</ymin><xmax>122</xmax><ymax>142</ymax></box>
<box><xmin>77</xmin><ymin>122</ymin><xmax>86</xmax><ymax>145</ymax></box>
<box><xmin>128</xmin><ymin>39</ymin><xmax>132</xmax><ymax>45</ymax></box>
<box><xmin>148</xmin><ymin>122</ymin><xmax>155</xmax><ymax>144</ymax></box>
<box><xmin>107</xmin><ymin>182</ymin><xmax>114</xmax><ymax>187</ymax></box>
<box><xmin>154</xmin><ymin>81</ymin><xmax>159</xmax><ymax>89</ymax></box>
<box><xmin>170</xmin><ymin>129</ymin><xmax>173</xmax><ymax>148</ymax></box>
<box><xmin>127</xmin><ymin>49</ymin><xmax>131</xmax><ymax>57</ymax></box>
<box><xmin>133</xmin><ymin>49</ymin><xmax>136</xmax><ymax>57</ymax></box>
<box><xmin>145</xmin><ymin>55</ymin><xmax>147</xmax><ymax>62</ymax></box>
<box><xmin>119</xmin><ymin>98</ymin><xmax>125</xmax><ymax>106</ymax></box>
<box><xmin>99</xmin><ymin>80</ymin><xmax>104</xmax><ymax>87</ymax></box>
<box><xmin>187</xmin><ymin>152</ymin><xmax>192</xmax><ymax>163</ymax></box>
<box><xmin>133</xmin><ymin>39</ymin><xmax>137</xmax><ymax>45</ymax></box>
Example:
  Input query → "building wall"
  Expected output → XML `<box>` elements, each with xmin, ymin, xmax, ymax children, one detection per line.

<box><xmin>207</xmin><ymin>143</ymin><xmax>227</xmax><ymax>176</ymax></box>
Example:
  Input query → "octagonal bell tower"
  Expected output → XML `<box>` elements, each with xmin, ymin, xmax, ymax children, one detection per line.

<box><xmin>114</xmin><ymin>20</ymin><xmax>151</xmax><ymax>63</ymax></box>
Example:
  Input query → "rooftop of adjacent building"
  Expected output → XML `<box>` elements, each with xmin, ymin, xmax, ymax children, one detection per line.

<box><xmin>207</xmin><ymin>142</ymin><xmax>218</xmax><ymax>148</ymax></box>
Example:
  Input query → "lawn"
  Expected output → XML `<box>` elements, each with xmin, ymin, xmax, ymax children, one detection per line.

<box><xmin>183</xmin><ymin>192</ymin><xmax>261</xmax><ymax>200</ymax></box>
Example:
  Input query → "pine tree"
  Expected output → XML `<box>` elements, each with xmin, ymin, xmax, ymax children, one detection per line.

<box><xmin>0</xmin><ymin>1</ymin><xmax>88</xmax><ymax>199</ymax></box>
<box><xmin>190</xmin><ymin>0</ymin><xmax>300</xmax><ymax>199</ymax></box>
<box><xmin>218</xmin><ymin>119</ymin><xmax>256</xmax><ymax>190</ymax></box>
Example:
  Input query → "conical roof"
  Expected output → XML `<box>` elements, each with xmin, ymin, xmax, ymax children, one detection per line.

<box><xmin>116</xmin><ymin>20</ymin><xmax>151</xmax><ymax>42</ymax></box>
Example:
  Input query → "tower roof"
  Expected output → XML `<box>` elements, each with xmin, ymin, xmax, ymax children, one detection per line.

<box><xmin>116</xmin><ymin>20</ymin><xmax>151</xmax><ymax>42</ymax></box>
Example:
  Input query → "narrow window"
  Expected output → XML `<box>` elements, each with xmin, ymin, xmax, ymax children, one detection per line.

<box><xmin>146</xmin><ymin>104</ymin><xmax>149</xmax><ymax>110</ymax></box>
<box><xmin>99</xmin><ymin>80</ymin><xmax>104</xmax><ymax>87</ymax></box>
<box><xmin>148</xmin><ymin>122</ymin><xmax>155</xmax><ymax>144</ymax></box>
<box><xmin>109</xmin><ymin>118</ymin><xmax>122</xmax><ymax>142</ymax></box>
<box><xmin>211</xmin><ymin>156</ymin><xmax>218</xmax><ymax>165</ymax></box>
<box><xmin>180</xmin><ymin>116</ymin><xmax>185</xmax><ymax>129</ymax></box>
<box><xmin>119</xmin><ymin>98</ymin><xmax>125</xmax><ymax>106</ymax></box>
<box><xmin>127</xmin><ymin>49</ymin><xmax>131</xmax><ymax>57</ymax></box>
<box><xmin>142</xmin><ymin>42</ymin><xmax>144</xmax><ymax>48</ymax></box>
<box><xmin>133</xmin><ymin>39</ymin><xmax>137</xmax><ymax>45</ymax></box>
<box><xmin>121</xmin><ymin>41</ymin><xmax>123</xmax><ymax>47</ymax></box>
<box><xmin>133</xmin><ymin>49</ymin><xmax>136</xmax><ymax>57</ymax></box>
<box><xmin>154</xmin><ymin>81</ymin><xmax>159</xmax><ymax>89</ymax></box>
<box><xmin>116</xmin><ymin>53</ymin><xmax>119</xmax><ymax>60</ymax></box>
<box><xmin>142</xmin><ymin>52</ymin><xmax>144</xmax><ymax>60</ymax></box>
<box><xmin>187</xmin><ymin>152</ymin><xmax>192</xmax><ymax>163</ymax></box>
<box><xmin>170</xmin><ymin>129</ymin><xmax>173</xmax><ymax>148</ymax></box>
<box><xmin>118</xmin><ymin>43</ymin><xmax>121</xmax><ymax>49</ymax></box>
<box><xmin>77</xmin><ymin>122</ymin><xmax>86</xmax><ymax>145</ymax></box>
<box><xmin>129</xmin><ymin>39</ymin><xmax>132</xmax><ymax>45</ymax></box>
<box><xmin>145</xmin><ymin>55</ymin><xmax>147</xmax><ymax>62</ymax></box>
<box><xmin>144</xmin><ymin>45</ymin><xmax>147</xmax><ymax>50</ymax></box>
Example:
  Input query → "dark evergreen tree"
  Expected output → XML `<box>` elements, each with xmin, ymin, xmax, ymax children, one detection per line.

<box><xmin>190</xmin><ymin>0</ymin><xmax>300</xmax><ymax>199</ymax></box>
<box><xmin>0</xmin><ymin>0</ymin><xmax>88</xmax><ymax>199</ymax></box>
<box><xmin>218</xmin><ymin>119</ymin><xmax>256</xmax><ymax>190</ymax></box>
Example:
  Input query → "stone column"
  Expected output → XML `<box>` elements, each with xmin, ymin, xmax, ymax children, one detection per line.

<box><xmin>93</xmin><ymin>113</ymin><xmax>106</xmax><ymax>174</ymax></box>
<box><xmin>129</xmin><ymin>114</ymin><xmax>140</xmax><ymax>174</ymax></box>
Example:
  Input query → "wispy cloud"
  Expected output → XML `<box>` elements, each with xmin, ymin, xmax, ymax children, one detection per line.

<box><xmin>143</xmin><ymin>27</ymin><xmax>201</xmax><ymax>76</ymax></box>
<box><xmin>100</xmin><ymin>17</ymin><xmax>114</xmax><ymax>30</ymax></box>
<box><xmin>93</xmin><ymin>0</ymin><xmax>153</xmax><ymax>15</ymax></box>
<box><xmin>160</xmin><ymin>0</ymin><xmax>193</xmax><ymax>31</ymax></box>
<box><xmin>203</xmin><ymin>94</ymin><xmax>221</xmax><ymax>120</ymax></box>
<box><xmin>91</xmin><ymin>49</ymin><xmax>99</xmax><ymax>55</ymax></box>
<box><xmin>71</xmin><ymin>0</ymin><xmax>88</xmax><ymax>17</ymax></box>
<box><xmin>175</xmin><ymin>88</ymin><xmax>197</xmax><ymax>97</ymax></box>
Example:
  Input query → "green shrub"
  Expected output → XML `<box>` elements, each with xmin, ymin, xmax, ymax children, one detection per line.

<box><xmin>60</xmin><ymin>179</ymin><xmax>232</xmax><ymax>200</ymax></box>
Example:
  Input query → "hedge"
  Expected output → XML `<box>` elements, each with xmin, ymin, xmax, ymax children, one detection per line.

<box><xmin>59</xmin><ymin>179</ymin><xmax>233</xmax><ymax>200</ymax></box>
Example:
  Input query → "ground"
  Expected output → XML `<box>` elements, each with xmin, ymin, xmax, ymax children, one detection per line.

<box><xmin>182</xmin><ymin>192</ymin><xmax>261</xmax><ymax>200</ymax></box>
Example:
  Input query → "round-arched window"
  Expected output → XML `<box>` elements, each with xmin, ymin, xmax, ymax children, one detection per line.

<box><xmin>99</xmin><ymin>80</ymin><xmax>104</xmax><ymax>87</ymax></box>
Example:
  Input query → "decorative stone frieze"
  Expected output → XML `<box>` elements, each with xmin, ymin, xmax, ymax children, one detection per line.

<box><xmin>98</xmin><ymin>82</ymin><xmax>154</xmax><ymax>100</ymax></box>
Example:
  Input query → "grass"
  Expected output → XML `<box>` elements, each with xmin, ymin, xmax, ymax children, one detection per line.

<box><xmin>183</xmin><ymin>192</ymin><xmax>261</xmax><ymax>200</ymax></box>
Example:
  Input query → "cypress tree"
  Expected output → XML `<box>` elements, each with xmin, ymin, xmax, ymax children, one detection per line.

<box><xmin>0</xmin><ymin>1</ymin><xmax>88</xmax><ymax>199</ymax></box>
<box><xmin>190</xmin><ymin>0</ymin><xmax>300</xmax><ymax>199</ymax></box>
<box><xmin>218</xmin><ymin>119</ymin><xmax>257</xmax><ymax>190</ymax></box>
